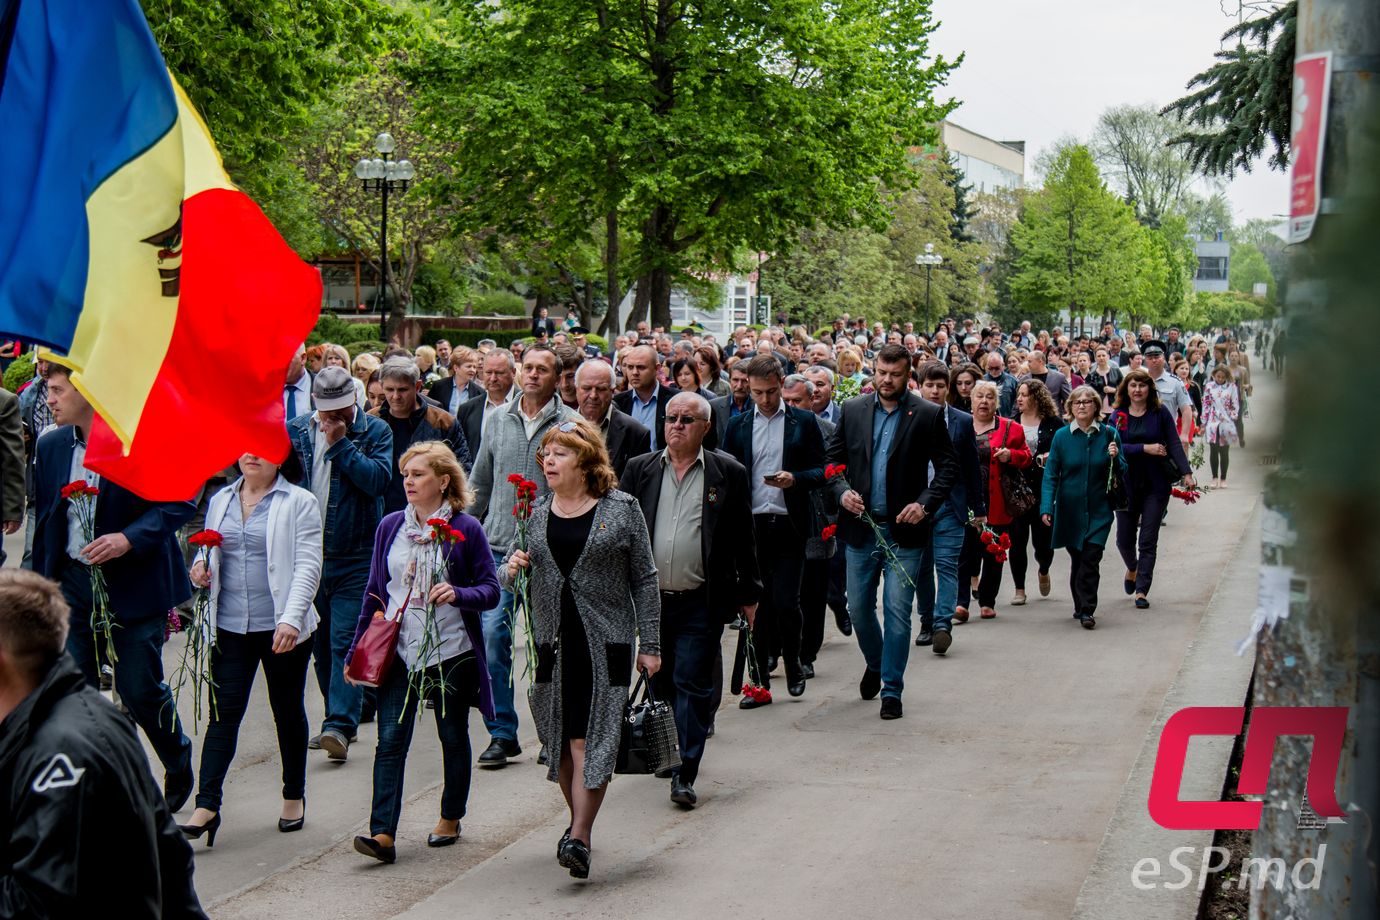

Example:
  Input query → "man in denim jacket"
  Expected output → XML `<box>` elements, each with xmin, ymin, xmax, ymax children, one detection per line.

<box><xmin>289</xmin><ymin>366</ymin><xmax>392</xmax><ymax>762</ymax></box>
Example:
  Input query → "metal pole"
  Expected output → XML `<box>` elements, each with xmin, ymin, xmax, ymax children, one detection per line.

<box><xmin>925</xmin><ymin>263</ymin><xmax>933</xmax><ymax>325</ymax></box>
<box><xmin>377</xmin><ymin>153</ymin><xmax>390</xmax><ymax>342</ymax></box>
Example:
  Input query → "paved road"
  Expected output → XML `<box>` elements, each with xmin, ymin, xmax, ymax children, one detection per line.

<box><xmin>8</xmin><ymin>372</ymin><xmax>1280</xmax><ymax>919</ymax></box>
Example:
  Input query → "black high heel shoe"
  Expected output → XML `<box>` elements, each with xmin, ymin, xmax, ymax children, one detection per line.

<box><xmin>558</xmin><ymin>837</ymin><xmax>591</xmax><ymax>879</ymax></box>
<box><xmin>278</xmin><ymin>799</ymin><xmax>305</xmax><ymax>833</ymax></box>
<box><xmin>180</xmin><ymin>812</ymin><xmax>221</xmax><ymax>848</ymax></box>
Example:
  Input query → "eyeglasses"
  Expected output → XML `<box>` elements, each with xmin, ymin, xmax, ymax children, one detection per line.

<box><xmin>666</xmin><ymin>414</ymin><xmax>707</xmax><ymax>426</ymax></box>
<box><xmin>1072</xmin><ymin>399</ymin><xmax>1098</xmax><ymax>407</ymax></box>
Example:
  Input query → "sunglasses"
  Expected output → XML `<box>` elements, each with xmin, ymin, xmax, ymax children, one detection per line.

<box><xmin>666</xmin><ymin>414</ymin><xmax>707</xmax><ymax>426</ymax></box>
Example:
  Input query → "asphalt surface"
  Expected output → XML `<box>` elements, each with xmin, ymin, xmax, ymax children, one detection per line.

<box><xmin>5</xmin><ymin>370</ymin><xmax>1281</xmax><ymax>919</ymax></box>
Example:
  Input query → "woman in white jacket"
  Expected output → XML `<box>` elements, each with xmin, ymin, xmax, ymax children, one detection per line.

<box><xmin>178</xmin><ymin>451</ymin><xmax>323</xmax><ymax>846</ymax></box>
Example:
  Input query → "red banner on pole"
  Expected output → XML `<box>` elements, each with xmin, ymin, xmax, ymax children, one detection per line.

<box><xmin>1289</xmin><ymin>52</ymin><xmax>1332</xmax><ymax>244</ymax></box>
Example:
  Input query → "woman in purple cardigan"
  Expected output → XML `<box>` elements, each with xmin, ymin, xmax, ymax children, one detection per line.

<box><xmin>344</xmin><ymin>441</ymin><xmax>500</xmax><ymax>865</ymax></box>
<box><xmin>1109</xmin><ymin>370</ymin><xmax>1195</xmax><ymax>610</ymax></box>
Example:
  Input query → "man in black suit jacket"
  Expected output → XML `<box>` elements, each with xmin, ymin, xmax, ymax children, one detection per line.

<box><xmin>824</xmin><ymin>344</ymin><xmax>958</xmax><ymax>720</ymax></box>
<box><xmin>611</xmin><ymin>345</ymin><xmax>679</xmax><ymax>451</ymax></box>
<box><xmin>721</xmin><ymin>355</ymin><xmax>825</xmax><ymax>704</ymax></box>
<box><xmin>32</xmin><ymin>366</ymin><xmax>197</xmax><ymax>810</ymax></box>
<box><xmin>708</xmin><ymin>363</ymin><xmax>752</xmax><ymax>444</ymax></box>
<box><xmin>621</xmin><ymin>391</ymin><xmax>760</xmax><ymax>807</ymax></box>
<box><xmin>574</xmin><ymin>360</ymin><xmax>651</xmax><ymax>481</ymax></box>
<box><xmin>455</xmin><ymin>349</ymin><xmax>517</xmax><ymax>456</ymax></box>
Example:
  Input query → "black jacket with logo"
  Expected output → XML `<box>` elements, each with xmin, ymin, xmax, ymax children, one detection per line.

<box><xmin>0</xmin><ymin>657</ymin><xmax>206</xmax><ymax>918</ymax></box>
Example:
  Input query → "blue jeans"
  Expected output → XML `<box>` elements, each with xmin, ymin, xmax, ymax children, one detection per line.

<box><xmin>481</xmin><ymin>549</ymin><xmax>519</xmax><ymax>742</ymax></box>
<box><xmin>916</xmin><ymin>506</ymin><xmax>965</xmax><ymax>634</ymax></box>
<box><xmin>845</xmin><ymin>525</ymin><xmax>925</xmax><ymax>699</ymax></box>
<box><xmin>371</xmin><ymin>653</ymin><xmax>477</xmax><ymax>837</ymax></box>
<box><xmin>312</xmin><ymin>556</ymin><xmax>368</xmax><ymax>736</ymax></box>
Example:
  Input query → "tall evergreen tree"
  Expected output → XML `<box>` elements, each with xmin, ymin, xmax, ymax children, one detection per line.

<box><xmin>1160</xmin><ymin>1</ymin><xmax>1295</xmax><ymax>176</ymax></box>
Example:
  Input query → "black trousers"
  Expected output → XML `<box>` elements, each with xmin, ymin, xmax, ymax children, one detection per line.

<box><xmin>1067</xmin><ymin>542</ymin><xmax>1106</xmax><ymax>616</ymax></box>
<box><xmin>1210</xmin><ymin>443</ymin><xmax>1231</xmax><ymax>479</ymax></box>
<box><xmin>196</xmin><ymin>628</ymin><xmax>313</xmax><ymax>810</ymax></box>
<box><xmin>1008</xmin><ymin>509</ymin><xmax>1054</xmax><ymax>590</ymax></box>
<box><xmin>1115</xmin><ymin>488</ymin><xmax>1171</xmax><ymax>596</ymax></box>
<box><xmin>654</xmin><ymin>589</ymin><xmax>722</xmax><ymax>786</ymax></box>
<box><xmin>800</xmin><ymin>557</ymin><xmax>829</xmax><ymax>665</ymax></box>
<box><xmin>752</xmin><ymin>514</ymin><xmax>804</xmax><ymax>687</ymax></box>
<box><xmin>959</xmin><ymin>523</ymin><xmax>1007</xmax><ymax>608</ymax></box>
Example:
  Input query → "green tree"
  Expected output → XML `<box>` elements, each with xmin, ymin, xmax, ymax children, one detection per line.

<box><xmin>1160</xmin><ymin>1</ymin><xmax>1295</xmax><ymax>176</ymax></box>
<box><xmin>1141</xmin><ymin>213</ymin><xmax>1198</xmax><ymax>325</ymax></box>
<box><xmin>416</xmin><ymin>0</ymin><xmax>960</xmax><ymax>330</ymax></box>
<box><xmin>764</xmin><ymin>227</ymin><xmax>901</xmax><ymax>330</ymax></box>
<box><xmin>1007</xmin><ymin>146</ymin><xmax>1152</xmax><ymax>334</ymax></box>
<box><xmin>1229</xmin><ymin>241</ymin><xmax>1276</xmax><ymax>301</ymax></box>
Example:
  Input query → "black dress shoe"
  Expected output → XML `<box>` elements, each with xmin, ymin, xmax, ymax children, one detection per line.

<box><xmin>787</xmin><ymin>675</ymin><xmax>806</xmax><ymax>697</ymax></box>
<box><xmin>278</xmin><ymin>799</ymin><xmax>306</xmax><ymax>833</ymax></box>
<box><xmin>915</xmin><ymin>628</ymin><xmax>934</xmax><ymax>647</ymax></box>
<box><xmin>859</xmin><ymin>667</ymin><xmax>881</xmax><ymax>701</ymax></box>
<box><xmin>767</xmin><ymin>655</ymin><xmax>779</xmax><ymax>674</ymax></box>
<box><xmin>670</xmin><ymin>779</ymin><xmax>698</xmax><ymax>808</ymax></box>
<box><xmin>164</xmin><ymin>764</ymin><xmax>194</xmax><ymax>814</ymax></box>
<box><xmin>833</xmin><ymin>608</ymin><xmax>853</xmax><ymax>636</ymax></box>
<box><xmin>1079</xmin><ymin>614</ymin><xmax>1097</xmax><ymax>630</ymax></box>
<box><xmin>558</xmin><ymin>838</ymin><xmax>591</xmax><ymax>879</ymax></box>
<box><xmin>537</xmin><ymin>748</ymin><xmax>549</xmax><ymax>766</ymax></box>
<box><xmin>354</xmin><ymin>835</ymin><xmax>396</xmax><ymax>863</ymax></box>
<box><xmin>427</xmin><ymin>828</ymin><xmax>460</xmax><ymax>847</ymax></box>
<box><xmin>558</xmin><ymin>826</ymin><xmax>571</xmax><ymax>856</ymax></box>
<box><xmin>1135</xmin><ymin>597</ymin><xmax>1150</xmax><ymax>609</ymax></box>
<box><xmin>932</xmin><ymin>628</ymin><xmax>953</xmax><ymax>655</ymax></box>
<box><xmin>800</xmin><ymin>662</ymin><xmax>815</xmax><ymax>680</ymax></box>
<box><xmin>477</xmin><ymin>737</ymin><xmax>522</xmax><ymax>766</ymax></box>
<box><xmin>879</xmin><ymin>697</ymin><xmax>903</xmax><ymax>720</ymax></box>
<box><xmin>738</xmin><ymin>693</ymin><xmax>773</xmax><ymax>709</ymax></box>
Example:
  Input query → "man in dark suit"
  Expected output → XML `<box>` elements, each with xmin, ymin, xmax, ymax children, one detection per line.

<box><xmin>915</xmin><ymin>362</ymin><xmax>986</xmax><ymax>650</ymax></box>
<box><xmin>1023</xmin><ymin>349</ymin><xmax>1072</xmax><ymax>416</ymax></box>
<box><xmin>722</xmin><ymin>354</ymin><xmax>825</xmax><ymax>705</ymax></box>
<box><xmin>456</xmin><ymin>349</ymin><xmax>516</xmax><ymax>456</ymax></box>
<box><xmin>612</xmin><ymin>345</ymin><xmax>678</xmax><ymax>451</ymax></box>
<box><xmin>575</xmin><ymin>359</ymin><xmax>651</xmax><ymax>481</ymax></box>
<box><xmin>825</xmin><ymin>344</ymin><xmax>958</xmax><ymax>720</ymax></box>
<box><xmin>782</xmin><ymin>375</ymin><xmax>840</xmax><ymax>677</ymax></box>
<box><xmin>708</xmin><ymin>362</ymin><xmax>751</xmax><ymax>444</ymax></box>
<box><xmin>622</xmin><ymin>391</ymin><xmax>760</xmax><ymax>808</ymax></box>
<box><xmin>32</xmin><ymin>365</ymin><xmax>197</xmax><ymax>810</ymax></box>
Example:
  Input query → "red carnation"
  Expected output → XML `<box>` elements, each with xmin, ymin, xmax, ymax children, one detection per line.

<box><xmin>980</xmin><ymin>530</ymin><xmax>996</xmax><ymax>545</ymax></box>
<box><xmin>998</xmin><ymin>533</ymin><xmax>1012</xmax><ymax>550</ymax></box>
<box><xmin>821</xmin><ymin>524</ymin><xmax>837</xmax><ymax>541</ymax></box>
<box><xmin>507</xmin><ymin>473</ymin><xmax>525</xmax><ymax>485</ymax></box>
<box><xmin>188</xmin><ymin>529</ymin><xmax>224</xmax><ymax>548</ymax></box>
<box><xmin>824</xmin><ymin>463</ymin><xmax>847</xmax><ymax>480</ymax></box>
<box><xmin>60</xmin><ymin>480</ymin><xmax>90</xmax><ymax>500</ymax></box>
<box><xmin>427</xmin><ymin>517</ymin><xmax>449</xmax><ymax>527</ymax></box>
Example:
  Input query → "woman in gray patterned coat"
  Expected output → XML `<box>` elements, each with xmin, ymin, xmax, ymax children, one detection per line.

<box><xmin>502</xmin><ymin>418</ymin><xmax>660</xmax><ymax>880</ymax></box>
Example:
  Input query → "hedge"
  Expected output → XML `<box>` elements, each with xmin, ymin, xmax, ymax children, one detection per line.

<box><xmin>418</xmin><ymin>328</ymin><xmax>609</xmax><ymax>352</ymax></box>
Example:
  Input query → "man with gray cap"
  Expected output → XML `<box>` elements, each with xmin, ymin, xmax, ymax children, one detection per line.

<box><xmin>288</xmin><ymin>366</ymin><xmax>393</xmax><ymax>763</ymax></box>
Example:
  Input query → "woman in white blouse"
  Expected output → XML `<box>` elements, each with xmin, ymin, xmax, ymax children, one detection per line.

<box><xmin>344</xmin><ymin>442</ymin><xmax>500</xmax><ymax>865</ymax></box>
<box><xmin>179</xmin><ymin>451</ymin><xmax>323</xmax><ymax>846</ymax></box>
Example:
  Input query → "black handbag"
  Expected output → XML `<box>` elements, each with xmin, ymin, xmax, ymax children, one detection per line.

<box><xmin>1106</xmin><ymin>450</ymin><xmax>1129</xmax><ymax>511</ymax></box>
<box><xmin>615</xmin><ymin>669</ymin><xmax>682</xmax><ymax>777</ymax></box>
<box><xmin>996</xmin><ymin>421</ymin><xmax>1037</xmax><ymax>517</ymax></box>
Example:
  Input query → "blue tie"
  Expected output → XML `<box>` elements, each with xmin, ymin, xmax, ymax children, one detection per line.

<box><xmin>285</xmin><ymin>384</ymin><xmax>297</xmax><ymax>426</ymax></box>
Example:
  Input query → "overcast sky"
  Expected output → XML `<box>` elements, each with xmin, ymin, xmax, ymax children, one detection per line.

<box><xmin>930</xmin><ymin>0</ymin><xmax>1289</xmax><ymax>224</ymax></box>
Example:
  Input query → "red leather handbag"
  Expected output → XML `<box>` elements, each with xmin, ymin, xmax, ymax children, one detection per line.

<box><xmin>344</xmin><ymin>591</ymin><xmax>407</xmax><ymax>688</ymax></box>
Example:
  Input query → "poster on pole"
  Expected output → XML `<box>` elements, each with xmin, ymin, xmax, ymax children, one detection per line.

<box><xmin>1289</xmin><ymin>52</ymin><xmax>1332</xmax><ymax>244</ymax></box>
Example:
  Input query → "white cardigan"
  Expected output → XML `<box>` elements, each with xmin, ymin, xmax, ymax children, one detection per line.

<box><xmin>201</xmin><ymin>476</ymin><xmax>323</xmax><ymax>643</ymax></box>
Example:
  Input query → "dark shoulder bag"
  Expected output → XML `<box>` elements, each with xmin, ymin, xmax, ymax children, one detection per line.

<box><xmin>616</xmin><ymin>669</ymin><xmax>682</xmax><ymax>777</ymax></box>
<box><xmin>996</xmin><ymin>419</ymin><xmax>1037</xmax><ymax>517</ymax></box>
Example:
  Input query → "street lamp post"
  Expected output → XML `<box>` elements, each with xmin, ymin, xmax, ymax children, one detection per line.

<box><xmin>915</xmin><ymin>243</ymin><xmax>944</xmax><ymax>326</ymax></box>
<box><xmin>354</xmin><ymin>132</ymin><xmax>415</xmax><ymax>341</ymax></box>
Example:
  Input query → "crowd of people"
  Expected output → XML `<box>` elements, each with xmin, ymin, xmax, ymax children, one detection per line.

<box><xmin>0</xmin><ymin>310</ymin><xmax>1263</xmax><ymax>904</ymax></box>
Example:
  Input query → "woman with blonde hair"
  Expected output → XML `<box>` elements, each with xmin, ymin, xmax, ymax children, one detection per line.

<box><xmin>502</xmin><ymin>418</ymin><xmax>660</xmax><ymax>879</ymax></box>
<box><xmin>345</xmin><ymin>442</ymin><xmax>500</xmax><ymax>864</ymax></box>
<box><xmin>414</xmin><ymin>345</ymin><xmax>443</xmax><ymax>386</ymax></box>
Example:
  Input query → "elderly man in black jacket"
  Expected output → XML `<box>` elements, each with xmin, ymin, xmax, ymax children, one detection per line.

<box><xmin>621</xmin><ymin>391</ymin><xmax>760</xmax><ymax>808</ymax></box>
<box><xmin>825</xmin><ymin>344</ymin><xmax>958</xmax><ymax>720</ymax></box>
<box><xmin>575</xmin><ymin>359</ymin><xmax>651</xmax><ymax>482</ymax></box>
<box><xmin>0</xmin><ymin>569</ymin><xmax>207</xmax><ymax>917</ymax></box>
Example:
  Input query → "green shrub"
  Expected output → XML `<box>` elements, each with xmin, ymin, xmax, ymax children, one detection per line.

<box><xmin>469</xmin><ymin>292</ymin><xmax>527</xmax><ymax>316</ymax></box>
<box><xmin>347</xmin><ymin>340</ymin><xmax>390</xmax><ymax>360</ymax></box>
<box><xmin>306</xmin><ymin>312</ymin><xmax>352</xmax><ymax>346</ymax></box>
<box><xmin>4</xmin><ymin>352</ymin><xmax>35</xmax><ymax>393</ymax></box>
<box><xmin>340</xmin><ymin>322</ymin><xmax>385</xmax><ymax>344</ymax></box>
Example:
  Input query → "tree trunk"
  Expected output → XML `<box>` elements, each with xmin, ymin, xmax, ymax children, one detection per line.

<box><xmin>604</xmin><ymin>210</ymin><xmax>621</xmax><ymax>336</ymax></box>
<box><xmin>632</xmin><ymin>276</ymin><xmax>651</xmax><ymax>328</ymax></box>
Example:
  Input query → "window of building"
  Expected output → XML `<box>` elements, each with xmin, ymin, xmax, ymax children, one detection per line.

<box><xmin>1196</xmin><ymin>256</ymin><xmax>1229</xmax><ymax>281</ymax></box>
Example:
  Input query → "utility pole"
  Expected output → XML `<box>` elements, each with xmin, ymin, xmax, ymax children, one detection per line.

<box><xmin>1252</xmin><ymin>1</ymin><xmax>1379</xmax><ymax>917</ymax></box>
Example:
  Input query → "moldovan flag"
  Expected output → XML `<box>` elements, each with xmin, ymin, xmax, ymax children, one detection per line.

<box><xmin>0</xmin><ymin>0</ymin><xmax>321</xmax><ymax>499</ymax></box>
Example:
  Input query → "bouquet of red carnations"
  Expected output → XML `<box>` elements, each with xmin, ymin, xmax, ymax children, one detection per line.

<box><xmin>509</xmin><ymin>474</ymin><xmax>540</xmax><ymax>683</ymax></box>
<box><xmin>823</xmin><ymin>463</ymin><xmax>914</xmax><ymax>587</ymax></box>
<box><xmin>170</xmin><ymin>529</ymin><xmax>223</xmax><ymax>730</ymax></box>
<box><xmin>61</xmin><ymin>481</ymin><xmax>116</xmax><ymax>664</ymax></box>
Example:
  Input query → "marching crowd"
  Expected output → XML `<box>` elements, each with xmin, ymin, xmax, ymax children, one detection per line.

<box><xmin>0</xmin><ymin>311</ymin><xmax>1262</xmax><ymax>909</ymax></box>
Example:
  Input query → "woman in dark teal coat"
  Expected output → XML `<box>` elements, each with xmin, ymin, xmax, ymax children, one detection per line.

<box><xmin>1040</xmin><ymin>386</ymin><xmax>1126</xmax><ymax>629</ymax></box>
